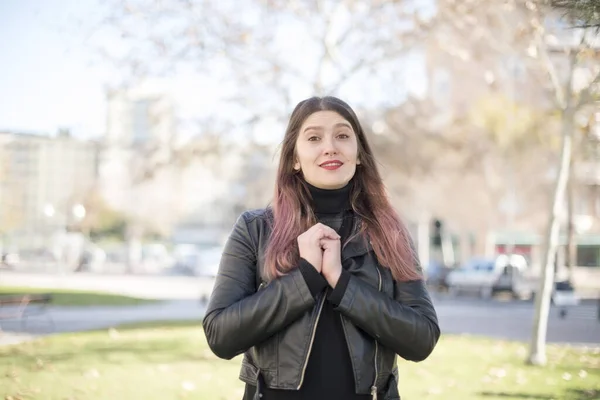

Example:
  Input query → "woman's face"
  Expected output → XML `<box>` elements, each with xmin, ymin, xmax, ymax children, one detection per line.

<box><xmin>294</xmin><ymin>110</ymin><xmax>360</xmax><ymax>190</ymax></box>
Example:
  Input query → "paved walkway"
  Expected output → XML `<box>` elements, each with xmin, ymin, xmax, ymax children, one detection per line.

<box><xmin>0</xmin><ymin>271</ymin><xmax>211</xmax><ymax>345</ymax></box>
<box><xmin>0</xmin><ymin>332</ymin><xmax>37</xmax><ymax>346</ymax></box>
<box><xmin>0</xmin><ymin>299</ymin><xmax>205</xmax><ymax>345</ymax></box>
<box><xmin>0</xmin><ymin>271</ymin><xmax>215</xmax><ymax>300</ymax></box>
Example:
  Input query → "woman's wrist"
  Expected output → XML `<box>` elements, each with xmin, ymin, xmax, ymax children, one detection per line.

<box><xmin>323</xmin><ymin>267</ymin><xmax>342</xmax><ymax>288</ymax></box>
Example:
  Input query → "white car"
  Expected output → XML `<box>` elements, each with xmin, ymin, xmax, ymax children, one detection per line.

<box><xmin>446</xmin><ymin>254</ymin><xmax>532</xmax><ymax>299</ymax></box>
<box><xmin>172</xmin><ymin>244</ymin><xmax>223</xmax><ymax>277</ymax></box>
<box><xmin>195</xmin><ymin>247</ymin><xmax>224</xmax><ymax>277</ymax></box>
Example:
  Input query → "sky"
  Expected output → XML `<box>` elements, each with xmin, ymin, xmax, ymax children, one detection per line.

<box><xmin>0</xmin><ymin>0</ymin><xmax>112</xmax><ymax>138</ymax></box>
<box><xmin>0</xmin><ymin>0</ymin><xmax>238</xmax><ymax>139</ymax></box>
<box><xmin>0</xmin><ymin>0</ymin><xmax>429</xmax><ymax>141</ymax></box>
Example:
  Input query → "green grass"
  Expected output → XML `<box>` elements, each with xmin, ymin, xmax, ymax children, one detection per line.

<box><xmin>0</xmin><ymin>286</ymin><xmax>156</xmax><ymax>307</ymax></box>
<box><xmin>0</xmin><ymin>322</ymin><xmax>598</xmax><ymax>400</ymax></box>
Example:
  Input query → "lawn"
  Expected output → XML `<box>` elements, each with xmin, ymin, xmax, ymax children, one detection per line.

<box><xmin>0</xmin><ymin>321</ymin><xmax>598</xmax><ymax>400</ymax></box>
<box><xmin>0</xmin><ymin>286</ymin><xmax>156</xmax><ymax>307</ymax></box>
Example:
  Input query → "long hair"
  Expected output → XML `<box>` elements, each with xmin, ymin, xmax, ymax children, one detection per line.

<box><xmin>263</xmin><ymin>96</ymin><xmax>422</xmax><ymax>283</ymax></box>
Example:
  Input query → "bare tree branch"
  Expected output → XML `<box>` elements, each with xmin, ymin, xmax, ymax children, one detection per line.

<box><xmin>552</xmin><ymin>0</ymin><xmax>600</xmax><ymax>30</ymax></box>
<box><xmin>577</xmin><ymin>68</ymin><xmax>600</xmax><ymax>106</ymax></box>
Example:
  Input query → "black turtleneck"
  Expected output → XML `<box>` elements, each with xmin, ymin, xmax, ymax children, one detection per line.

<box><xmin>306</xmin><ymin>181</ymin><xmax>352</xmax><ymax>214</ymax></box>
<box><xmin>243</xmin><ymin>180</ymin><xmax>369</xmax><ymax>400</ymax></box>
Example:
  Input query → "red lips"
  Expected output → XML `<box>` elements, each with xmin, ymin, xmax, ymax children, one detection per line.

<box><xmin>319</xmin><ymin>160</ymin><xmax>343</xmax><ymax>167</ymax></box>
<box><xmin>319</xmin><ymin>160</ymin><xmax>343</xmax><ymax>170</ymax></box>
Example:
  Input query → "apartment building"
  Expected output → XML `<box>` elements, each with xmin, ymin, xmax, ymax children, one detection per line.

<box><xmin>0</xmin><ymin>130</ymin><xmax>99</xmax><ymax>249</ymax></box>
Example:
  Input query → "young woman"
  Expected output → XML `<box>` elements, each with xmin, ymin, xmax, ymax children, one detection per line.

<box><xmin>202</xmin><ymin>96</ymin><xmax>440</xmax><ymax>400</ymax></box>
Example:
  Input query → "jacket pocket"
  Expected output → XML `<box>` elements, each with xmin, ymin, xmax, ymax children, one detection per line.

<box><xmin>239</xmin><ymin>356</ymin><xmax>260</xmax><ymax>385</ymax></box>
<box><xmin>383</xmin><ymin>366</ymin><xmax>401</xmax><ymax>400</ymax></box>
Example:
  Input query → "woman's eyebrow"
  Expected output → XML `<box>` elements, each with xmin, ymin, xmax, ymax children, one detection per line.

<box><xmin>334</xmin><ymin>122</ymin><xmax>352</xmax><ymax>129</ymax></box>
<box><xmin>303</xmin><ymin>125</ymin><xmax>323</xmax><ymax>132</ymax></box>
<box><xmin>303</xmin><ymin>122</ymin><xmax>352</xmax><ymax>132</ymax></box>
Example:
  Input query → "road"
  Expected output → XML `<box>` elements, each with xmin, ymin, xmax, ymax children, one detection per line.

<box><xmin>433</xmin><ymin>294</ymin><xmax>600</xmax><ymax>345</ymax></box>
<box><xmin>1</xmin><ymin>271</ymin><xmax>598</xmax><ymax>346</ymax></box>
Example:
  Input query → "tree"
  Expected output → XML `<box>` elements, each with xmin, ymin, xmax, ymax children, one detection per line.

<box><xmin>93</xmin><ymin>0</ymin><xmax>437</xmax><ymax>101</ymax></box>
<box><xmin>552</xmin><ymin>0</ymin><xmax>600</xmax><ymax>29</ymax></box>
<box><xmin>90</xmin><ymin>1</ymin><xmax>558</xmax><ymax>209</ymax></box>
<box><xmin>524</xmin><ymin>2</ymin><xmax>600</xmax><ymax>365</ymax></box>
<box><xmin>371</xmin><ymin>0</ymin><xmax>565</xmax><ymax>257</ymax></box>
<box><xmin>465</xmin><ymin>94</ymin><xmax>556</xmax><ymax>247</ymax></box>
<box><xmin>564</xmin><ymin>111</ymin><xmax>597</xmax><ymax>276</ymax></box>
<box><xmin>78</xmin><ymin>0</ymin><xmax>478</xmax><ymax>261</ymax></box>
<box><xmin>84</xmin><ymin>0</ymin><xmax>445</xmax><ymax>158</ymax></box>
<box><xmin>401</xmin><ymin>0</ymin><xmax>599</xmax><ymax>364</ymax></box>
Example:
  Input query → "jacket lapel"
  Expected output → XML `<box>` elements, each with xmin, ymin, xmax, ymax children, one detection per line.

<box><xmin>341</xmin><ymin>217</ymin><xmax>373</xmax><ymax>262</ymax></box>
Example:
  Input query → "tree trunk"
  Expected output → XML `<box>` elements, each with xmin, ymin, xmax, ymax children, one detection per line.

<box><xmin>417</xmin><ymin>212</ymin><xmax>431</xmax><ymax>272</ymax></box>
<box><xmin>527</xmin><ymin>108</ymin><xmax>574</xmax><ymax>366</ymax></box>
<box><xmin>126</xmin><ymin>223</ymin><xmax>144</xmax><ymax>274</ymax></box>
<box><xmin>565</xmin><ymin>158</ymin><xmax>577</xmax><ymax>279</ymax></box>
<box><xmin>442</xmin><ymin>232</ymin><xmax>456</xmax><ymax>266</ymax></box>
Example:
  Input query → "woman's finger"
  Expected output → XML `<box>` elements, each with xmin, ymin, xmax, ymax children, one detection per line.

<box><xmin>313</xmin><ymin>223</ymin><xmax>340</xmax><ymax>239</ymax></box>
<box><xmin>320</xmin><ymin>238</ymin><xmax>340</xmax><ymax>248</ymax></box>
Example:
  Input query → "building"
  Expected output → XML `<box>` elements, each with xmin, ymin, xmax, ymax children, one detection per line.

<box><xmin>0</xmin><ymin>130</ymin><xmax>99</xmax><ymax>250</ymax></box>
<box><xmin>98</xmin><ymin>85</ymin><xmax>277</xmax><ymax>244</ymax></box>
<box><xmin>170</xmin><ymin>138</ymin><xmax>276</xmax><ymax>246</ymax></box>
<box><xmin>104</xmin><ymin>86</ymin><xmax>175</xmax><ymax>148</ymax></box>
<box><xmin>98</xmin><ymin>85</ymin><xmax>177</xmax><ymax>220</ymax></box>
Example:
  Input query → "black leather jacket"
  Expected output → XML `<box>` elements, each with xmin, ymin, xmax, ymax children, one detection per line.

<box><xmin>203</xmin><ymin>209</ymin><xmax>440</xmax><ymax>399</ymax></box>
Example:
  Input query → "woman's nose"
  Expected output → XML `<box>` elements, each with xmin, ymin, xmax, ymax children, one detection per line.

<box><xmin>322</xmin><ymin>136</ymin><xmax>338</xmax><ymax>155</ymax></box>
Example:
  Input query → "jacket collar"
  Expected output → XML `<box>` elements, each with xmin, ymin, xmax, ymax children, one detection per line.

<box><xmin>342</xmin><ymin>218</ymin><xmax>373</xmax><ymax>262</ymax></box>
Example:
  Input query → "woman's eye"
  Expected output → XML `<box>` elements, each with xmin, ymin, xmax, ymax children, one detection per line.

<box><xmin>337</xmin><ymin>133</ymin><xmax>349</xmax><ymax>139</ymax></box>
<box><xmin>308</xmin><ymin>136</ymin><xmax>320</xmax><ymax>141</ymax></box>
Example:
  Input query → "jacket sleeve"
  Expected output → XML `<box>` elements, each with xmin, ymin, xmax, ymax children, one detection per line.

<box><xmin>332</xmin><ymin>271</ymin><xmax>440</xmax><ymax>362</ymax></box>
<box><xmin>202</xmin><ymin>212</ymin><xmax>318</xmax><ymax>360</ymax></box>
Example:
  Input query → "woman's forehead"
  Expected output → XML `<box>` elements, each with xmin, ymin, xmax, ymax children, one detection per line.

<box><xmin>300</xmin><ymin>111</ymin><xmax>352</xmax><ymax>130</ymax></box>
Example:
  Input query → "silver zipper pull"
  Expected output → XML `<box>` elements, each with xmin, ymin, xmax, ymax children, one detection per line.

<box><xmin>371</xmin><ymin>385</ymin><xmax>378</xmax><ymax>400</ymax></box>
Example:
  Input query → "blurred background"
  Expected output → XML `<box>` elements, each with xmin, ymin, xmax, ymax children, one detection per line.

<box><xmin>1</xmin><ymin>1</ymin><xmax>600</xmax><ymax>399</ymax></box>
<box><xmin>0</xmin><ymin>0</ymin><xmax>599</xmax><ymax>296</ymax></box>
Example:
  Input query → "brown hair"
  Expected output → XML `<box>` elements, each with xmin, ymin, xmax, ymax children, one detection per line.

<box><xmin>263</xmin><ymin>96</ymin><xmax>421</xmax><ymax>283</ymax></box>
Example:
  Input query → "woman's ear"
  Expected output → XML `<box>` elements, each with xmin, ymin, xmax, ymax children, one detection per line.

<box><xmin>294</xmin><ymin>161</ymin><xmax>301</xmax><ymax>171</ymax></box>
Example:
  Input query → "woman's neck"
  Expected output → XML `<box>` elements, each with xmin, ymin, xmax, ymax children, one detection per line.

<box><xmin>306</xmin><ymin>181</ymin><xmax>352</xmax><ymax>215</ymax></box>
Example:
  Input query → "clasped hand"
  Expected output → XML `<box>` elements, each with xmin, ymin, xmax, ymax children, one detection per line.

<box><xmin>297</xmin><ymin>223</ymin><xmax>342</xmax><ymax>288</ymax></box>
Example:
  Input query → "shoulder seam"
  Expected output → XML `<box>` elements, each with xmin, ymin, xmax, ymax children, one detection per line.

<box><xmin>239</xmin><ymin>211</ymin><xmax>261</xmax><ymax>259</ymax></box>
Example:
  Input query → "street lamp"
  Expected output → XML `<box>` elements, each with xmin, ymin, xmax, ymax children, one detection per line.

<box><xmin>574</xmin><ymin>215</ymin><xmax>593</xmax><ymax>235</ymax></box>
<box><xmin>43</xmin><ymin>202</ymin><xmax>86</xmax><ymax>233</ymax></box>
<box><xmin>72</xmin><ymin>204</ymin><xmax>86</xmax><ymax>221</ymax></box>
<box><xmin>43</xmin><ymin>204</ymin><xmax>55</xmax><ymax>218</ymax></box>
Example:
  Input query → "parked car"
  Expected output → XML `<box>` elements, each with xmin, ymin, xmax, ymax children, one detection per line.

<box><xmin>172</xmin><ymin>244</ymin><xmax>222</xmax><ymax>277</ymax></box>
<box><xmin>446</xmin><ymin>254</ymin><xmax>533</xmax><ymax>299</ymax></box>
<box><xmin>1</xmin><ymin>252</ymin><xmax>19</xmax><ymax>269</ymax></box>
<box><xmin>425</xmin><ymin>260</ymin><xmax>454</xmax><ymax>291</ymax></box>
<box><xmin>195</xmin><ymin>246</ymin><xmax>223</xmax><ymax>277</ymax></box>
<box><xmin>552</xmin><ymin>279</ymin><xmax>580</xmax><ymax>306</ymax></box>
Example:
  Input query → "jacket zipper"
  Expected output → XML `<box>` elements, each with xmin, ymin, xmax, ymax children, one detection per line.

<box><xmin>297</xmin><ymin>293</ymin><xmax>326</xmax><ymax>390</ymax></box>
<box><xmin>371</xmin><ymin>267</ymin><xmax>383</xmax><ymax>400</ymax></box>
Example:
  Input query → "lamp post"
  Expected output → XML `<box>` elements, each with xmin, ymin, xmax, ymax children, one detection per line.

<box><xmin>43</xmin><ymin>204</ymin><xmax>55</xmax><ymax>219</ymax></box>
<box><xmin>43</xmin><ymin>202</ymin><xmax>86</xmax><ymax>273</ymax></box>
<box><xmin>72</xmin><ymin>204</ymin><xmax>86</xmax><ymax>230</ymax></box>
